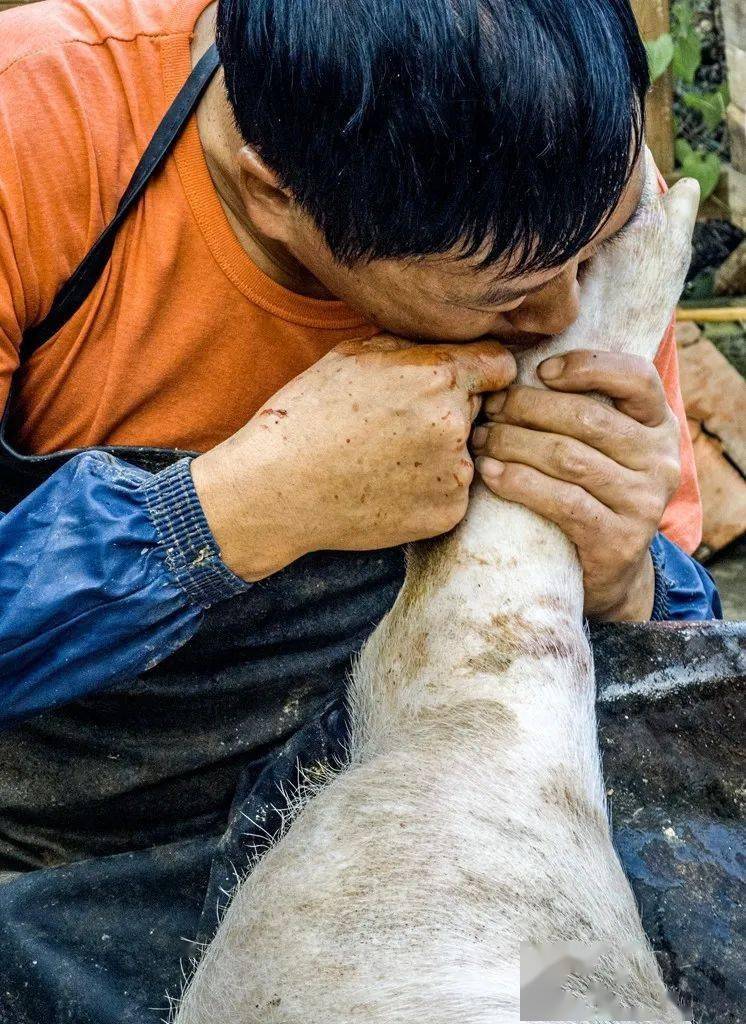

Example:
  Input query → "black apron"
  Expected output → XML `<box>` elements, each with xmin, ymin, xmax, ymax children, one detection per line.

<box><xmin>0</xmin><ymin>43</ymin><xmax>405</xmax><ymax>870</ymax></box>
<box><xmin>0</xmin><ymin>44</ymin><xmax>742</xmax><ymax>1024</ymax></box>
<box><xmin>0</xmin><ymin>44</ymin><xmax>405</xmax><ymax>1020</ymax></box>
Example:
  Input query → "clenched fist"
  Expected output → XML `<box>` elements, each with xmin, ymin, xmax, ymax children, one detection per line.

<box><xmin>192</xmin><ymin>336</ymin><xmax>516</xmax><ymax>581</ymax></box>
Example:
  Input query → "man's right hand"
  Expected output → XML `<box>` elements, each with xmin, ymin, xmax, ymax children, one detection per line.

<box><xmin>191</xmin><ymin>336</ymin><xmax>516</xmax><ymax>581</ymax></box>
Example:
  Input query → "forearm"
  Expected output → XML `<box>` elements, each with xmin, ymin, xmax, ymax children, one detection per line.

<box><xmin>0</xmin><ymin>454</ymin><xmax>248</xmax><ymax>726</ymax></box>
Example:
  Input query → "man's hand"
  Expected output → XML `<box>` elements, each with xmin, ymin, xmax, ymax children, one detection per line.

<box><xmin>472</xmin><ymin>349</ymin><xmax>682</xmax><ymax>621</ymax></box>
<box><xmin>192</xmin><ymin>336</ymin><xmax>516</xmax><ymax>581</ymax></box>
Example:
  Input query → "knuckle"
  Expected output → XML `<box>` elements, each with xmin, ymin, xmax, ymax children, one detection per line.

<box><xmin>577</xmin><ymin>404</ymin><xmax>605</xmax><ymax>440</ymax></box>
<box><xmin>642</xmin><ymin>360</ymin><xmax>661</xmax><ymax>390</ymax></box>
<box><xmin>565</xmin><ymin>487</ymin><xmax>594</xmax><ymax>524</ymax></box>
<box><xmin>637</xmin><ymin>493</ymin><xmax>665</xmax><ymax>526</ymax></box>
<box><xmin>613</xmin><ymin>417</ymin><xmax>638</xmax><ymax>448</ymax></box>
<box><xmin>456</xmin><ymin>457</ymin><xmax>475</xmax><ymax>488</ymax></box>
<box><xmin>452</xmin><ymin>411</ymin><xmax>472</xmax><ymax>443</ymax></box>
<box><xmin>501</xmin><ymin>387</ymin><xmax>517</xmax><ymax>419</ymax></box>
<box><xmin>423</xmin><ymin>362</ymin><xmax>456</xmax><ymax>395</ymax></box>
<box><xmin>442</xmin><ymin>360</ymin><xmax>460</xmax><ymax>390</ymax></box>
<box><xmin>500</xmin><ymin>386</ymin><xmax>525</xmax><ymax>422</ymax></box>
<box><xmin>483</xmin><ymin>421</ymin><xmax>506</xmax><ymax>455</ymax></box>
<box><xmin>441</xmin><ymin>455</ymin><xmax>474</xmax><ymax>491</ymax></box>
<box><xmin>497</xmin><ymin>461</ymin><xmax>521</xmax><ymax>489</ymax></box>
<box><xmin>587</xmin><ymin>464</ymin><xmax>615</xmax><ymax>492</ymax></box>
<box><xmin>661</xmin><ymin>454</ymin><xmax>682</xmax><ymax>492</ymax></box>
<box><xmin>551</xmin><ymin>438</ymin><xmax>588</xmax><ymax>479</ymax></box>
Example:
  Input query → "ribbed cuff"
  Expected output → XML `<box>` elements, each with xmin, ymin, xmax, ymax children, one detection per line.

<box><xmin>142</xmin><ymin>458</ymin><xmax>250</xmax><ymax>609</ymax></box>
<box><xmin>650</xmin><ymin>534</ymin><xmax>671</xmax><ymax>622</ymax></box>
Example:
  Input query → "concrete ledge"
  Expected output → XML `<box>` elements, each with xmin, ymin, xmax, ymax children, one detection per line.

<box><xmin>591</xmin><ymin>619</ymin><xmax>746</xmax><ymax>706</ymax></box>
<box><xmin>590</xmin><ymin>620</ymin><xmax>745</xmax><ymax>1024</ymax></box>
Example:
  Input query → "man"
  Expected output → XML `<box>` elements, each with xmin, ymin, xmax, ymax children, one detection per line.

<box><xmin>0</xmin><ymin>0</ymin><xmax>719</xmax><ymax>1015</ymax></box>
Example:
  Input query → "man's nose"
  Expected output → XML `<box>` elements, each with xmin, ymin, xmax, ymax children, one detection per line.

<box><xmin>504</xmin><ymin>264</ymin><xmax>580</xmax><ymax>336</ymax></box>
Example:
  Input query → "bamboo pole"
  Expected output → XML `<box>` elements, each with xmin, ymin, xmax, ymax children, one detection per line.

<box><xmin>676</xmin><ymin>306</ymin><xmax>746</xmax><ymax>322</ymax></box>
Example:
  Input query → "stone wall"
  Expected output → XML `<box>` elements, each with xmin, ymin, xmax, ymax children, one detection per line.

<box><xmin>724</xmin><ymin>0</ymin><xmax>746</xmax><ymax>228</ymax></box>
<box><xmin>676</xmin><ymin>321</ymin><xmax>746</xmax><ymax>557</ymax></box>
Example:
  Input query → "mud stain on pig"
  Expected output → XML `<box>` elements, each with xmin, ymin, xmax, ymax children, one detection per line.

<box><xmin>541</xmin><ymin>768</ymin><xmax>609</xmax><ymax>842</ymax></box>
<box><xmin>414</xmin><ymin>699</ymin><xmax>518</xmax><ymax>742</ymax></box>
<box><xmin>463</xmin><ymin>645</ymin><xmax>516</xmax><ymax>676</ymax></box>
<box><xmin>454</xmin><ymin>609</ymin><xmax>591</xmax><ymax>686</ymax></box>
<box><xmin>398</xmin><ymin>536</ymin><xmax>461</xmax><ymax>612</ymax></box>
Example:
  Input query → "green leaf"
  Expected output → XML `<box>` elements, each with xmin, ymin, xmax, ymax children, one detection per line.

<box><xmin>645</xmin><ymin>34</ymin><xmax>674</xmax><ymax>83</ymax></box>
<box><xmin>703</xmin><ymin>322</ymin><xmax>744</xmax><ymax>342</ymax></box>
<box><xmin>675</xmin><ymin>138</ymin><xmax>695</xmax><ymax>164</ymax></box>
<box><xmin>672</xmin><ymin>28</ymin><xmax>702</xmax><ymax>84</ymax></box>
<box><xmin>677</xmin><ymin>146</ymin><xmax>721</xmax><ymax>200</ymax></box>
<box><xmin>671</xmin><ymin>0</ymin><xmax>695</xmax><ymax>33</ymax></box>
<box><xmin>681</xmin><ymin>88</ymin><xmax>727</xmax><ymax>129</ymax></box>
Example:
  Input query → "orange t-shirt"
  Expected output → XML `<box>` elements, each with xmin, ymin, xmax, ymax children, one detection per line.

<box><xmin>0</xmin><ymin>0</ymin><xmax>702</xmax><ymax>552</ymax></box>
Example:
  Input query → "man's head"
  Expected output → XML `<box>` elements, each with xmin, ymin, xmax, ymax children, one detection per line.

<box><xmin>216</xmin><ymin>0</ymin><xmax>649</xmax><ymax>343</ymax></box>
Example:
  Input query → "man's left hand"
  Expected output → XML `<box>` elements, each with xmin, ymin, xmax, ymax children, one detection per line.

<box><xmin>471</xmin><ymin>349</ymin><xmax>682</xmax><ymax>621</ymax></box>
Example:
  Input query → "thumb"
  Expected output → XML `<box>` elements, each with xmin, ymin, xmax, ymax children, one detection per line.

<box><xmin>449</xmin><ymin>339</ymin><xmax>517</xmax><ymax>394</ymax></box>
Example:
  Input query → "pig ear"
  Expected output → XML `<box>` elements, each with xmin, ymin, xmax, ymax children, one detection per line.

<box><xmin>662</xmin><ymin>177</ymin><xmax>700</xmax><ymax>248</ymax></box>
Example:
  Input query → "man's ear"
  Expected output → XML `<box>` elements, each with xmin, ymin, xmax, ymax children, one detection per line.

<box><xmin>236</xmin><ymin>146</ymin><xmax>293</xmax><ymax>242</ymax></box>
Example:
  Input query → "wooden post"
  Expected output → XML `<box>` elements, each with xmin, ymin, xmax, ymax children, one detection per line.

<box><xmin>631</xmin><ymin>0</ymin><xmax>675</xmax><ymax>176</ymax></box>
<box><xmin>722</xmin><ymin>0</ymin><xmax>746</xmax><ymax>228</ymax></box>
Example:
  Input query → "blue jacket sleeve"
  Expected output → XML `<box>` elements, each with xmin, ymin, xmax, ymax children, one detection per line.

<box><xmin>650</xmin><ymin>532</ymin><xmax>722</xmax><ymax>622</ymax></box>
<box><xmin>0</xmin><ymin>453</ymin><xmax>249</xmax><ymax>726</ymax></box>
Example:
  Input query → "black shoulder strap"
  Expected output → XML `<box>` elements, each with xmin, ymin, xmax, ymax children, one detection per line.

<box><xmin>20</xmin><ymin>43</ymin><xmax>221</xmax><ymax>361</ymax></box>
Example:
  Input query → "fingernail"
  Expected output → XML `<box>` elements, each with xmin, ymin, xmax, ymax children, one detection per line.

<box><xmin>487</xmin><ymin>391</ymin><xmax>507</xmax><ymax>415</ymax></box>
<box><xmin>476</xmin><ymin>456</ymin><xmax>504</xmax><ymax>481</ymax></box>
<box><xmin>539</xmin><ymin>356</ymin><xmax>564</xmax><ymax>380</ymax></box>
<box><xmin>472</xmin><ymin>426</ymin><xmax>488</xmax><ymax>449</ymax></box>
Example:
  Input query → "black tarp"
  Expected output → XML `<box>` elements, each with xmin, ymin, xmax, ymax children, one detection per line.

<box><xmin>0</xmin><ymin>622</ymin><xmax>743</xmax><ymax>1024</ymax></box>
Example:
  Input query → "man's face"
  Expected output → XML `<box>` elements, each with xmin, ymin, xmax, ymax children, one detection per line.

<box><xmin>286</xmin><ymin>157</ymin><xmax>645</xmax><ymax>348</ymax></box>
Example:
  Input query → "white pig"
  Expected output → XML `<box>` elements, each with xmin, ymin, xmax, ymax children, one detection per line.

<box><xmin>175</xmin><ymin>158</ymin><xmax>698</xmax><ymax>1024</ymax></box>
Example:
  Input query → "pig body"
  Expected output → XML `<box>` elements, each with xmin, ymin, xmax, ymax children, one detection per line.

<box><xmin>174</xmin><ymin>164</ymin><xmax>697</xmax><ymax>1024</ymax></box>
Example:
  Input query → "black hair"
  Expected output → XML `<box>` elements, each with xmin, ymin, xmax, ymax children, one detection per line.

<box><xmin>217</xmin><ymin>0</ymin><xmax>649</xmax><ymax>274</ymax></box>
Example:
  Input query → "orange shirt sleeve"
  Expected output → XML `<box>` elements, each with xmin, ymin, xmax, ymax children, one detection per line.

<box><xmin>654</xmin><ymin>318</ymin><xmax>702</xmax><ymax>554</ymax></box>
<box><xmin>651</xmin><ymin>165</ymin><xmax>701</xmax><ymax>555</ymax></box>
<box><xmin>0</xmin><ymin>5</ymin><xmax>112</xmax><ymax>423</ymax></box>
